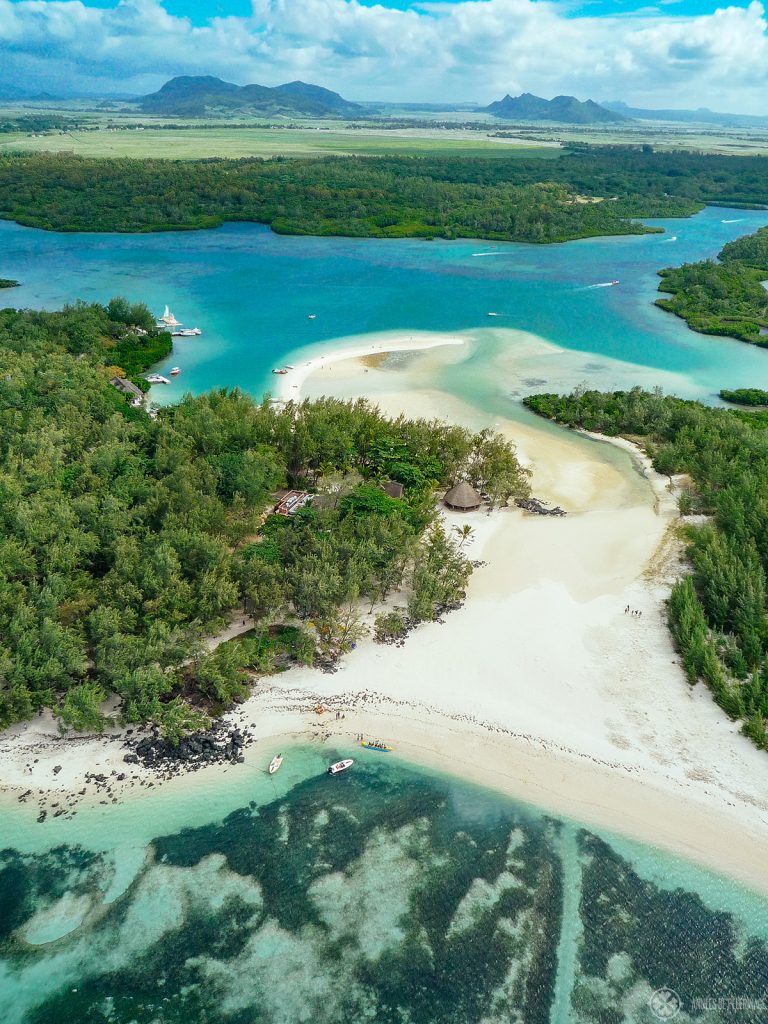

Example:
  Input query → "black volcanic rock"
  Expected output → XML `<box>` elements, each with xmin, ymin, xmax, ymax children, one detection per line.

<box><xmin>481</xmin><ymin>92</ymin><xmax>626</xmax><ymax>124</ymax></box>
<box><xmin>140</xmin><ymin>75</ymin><xmax>362</xmax><ymax>118</ymax></box>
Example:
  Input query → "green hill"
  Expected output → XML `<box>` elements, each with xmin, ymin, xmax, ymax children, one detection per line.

<box><xmin>140</xmin><ymin>75</ymin><xmax>363</xmax><ymax>118</ymax></box>
<box><xmin>481</xmin><ymin>92</ymin><xmax>626</xmax><ymax>124</ymax></box>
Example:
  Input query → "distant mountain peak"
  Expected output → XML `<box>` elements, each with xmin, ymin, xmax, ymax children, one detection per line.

<box><xmin>480</xmin><ymin>92</ymin><xmax>627</xmax><ymax>124</ymax></box>
<box><xmin>140</xmin><ymin>75</ymin><xmax>362</xmax><ymax>118</ymax></box>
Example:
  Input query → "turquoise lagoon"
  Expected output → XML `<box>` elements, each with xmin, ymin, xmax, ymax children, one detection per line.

<box><xmin>2</xmin><ymin>751</ymin><xmax>768</xmax><ymax>1024</ymax></box>
<box><xmin>2</xmin><ymin>210</ymin><xmax>768</xmax><ymax>1021</ymax></box>
<box><xmin>2</xmin><ymin>206</ymin><xmax>768</xmax><ymax>409</ymax></box>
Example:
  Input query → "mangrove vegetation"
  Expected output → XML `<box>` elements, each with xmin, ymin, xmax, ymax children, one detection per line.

<box><xmin>657</xmin><ymin>225</ymin><xmax>768</xmax><ymax>345</ymax></box>
<box><xmin>0</xmin><ymin>147</ymin><xmax>766</xmax><ymax>243</ymax></box>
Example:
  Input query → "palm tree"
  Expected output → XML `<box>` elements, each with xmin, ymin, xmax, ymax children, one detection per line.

<box><xmin>453</xmin><ymin>524</ymin><xmax>474</xmax><ymax>549</ymax></box>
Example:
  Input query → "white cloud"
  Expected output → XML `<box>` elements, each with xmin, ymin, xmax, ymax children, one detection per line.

<box><xmin>0</xmin><ymin>0</ymin><xmax>766</xmax><ymax>112</ymax></box>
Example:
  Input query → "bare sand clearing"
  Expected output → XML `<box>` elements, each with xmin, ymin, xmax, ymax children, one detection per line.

<box><xmin>2</xmin><ymin>330</ymin><xmax>767</xmax><ymax>895</ymax></box>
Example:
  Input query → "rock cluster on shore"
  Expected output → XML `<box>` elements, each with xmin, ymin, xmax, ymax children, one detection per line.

<box><xmin>123</xmin><ymin>722</ymin><xmax>254</xmax><ymax>774</ymax></box>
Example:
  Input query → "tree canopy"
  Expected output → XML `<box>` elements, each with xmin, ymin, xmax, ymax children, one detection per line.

<box><xmin>0</xmin><ymin>300</ymin><xmax>528</xmax><ymax>734</ymax></box>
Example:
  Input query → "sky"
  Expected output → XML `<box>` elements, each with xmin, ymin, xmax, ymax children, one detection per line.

<box><xmin>1</xmin><ymin>0</ymin><xmax>766</xmax><ymax>112</ymax></box>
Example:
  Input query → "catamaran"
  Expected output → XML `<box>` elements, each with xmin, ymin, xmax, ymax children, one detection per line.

<box><xmin>157</xmin><ymin>305</ymin><xmax>182</xmax><ymax>328</ymax></box>
<box><xmin>268</xmin><ymin>753</ymin><xmax>283</xmax><ymax>775</ymax></box>
<box><xmin>327</xmin><ymin>759</ymin><xmax>354</xmax><ymax>776</ymax></box>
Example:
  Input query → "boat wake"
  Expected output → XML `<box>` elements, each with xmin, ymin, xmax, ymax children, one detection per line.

<box><xmin>721</xmin><ymin>218</ymin><xmax>743</xmax><ymax>224</ymax></box>
<box><xmin>471</xmin><ymin>252</ymin><xmax>504</xmax><ymax>257</ymax></box>
<box><xmin>582</xmin><ymin>281</ymin><xmax>619</xmax><ymax>290</ymax></box>
<box><xmin>663</xmin><ymin>235</ymin><xmax>678</xmax><ymax>243</ymax></box>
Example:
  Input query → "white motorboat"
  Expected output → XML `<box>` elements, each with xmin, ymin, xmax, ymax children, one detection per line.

<box><xmin>157</xmin><ymin>305</ymin><xmax>182</xmax><ymax>328</ymax></box>
<box><xmin>145</xmin><ymin>373</ymin><xmax>171</xmax><ymax>385</ymax></box>
<box><xmin>171</xmin><ymin>328</ymin><xmax>202</xmax><ymax>337</ymax></box>
<box><xmin>327</xmin><ymin>758</ymin><xmax>354</xmax><ymax>776</ymax></box>
<box><xmin>170</xmin><ymin>367</ymin><xmax>181</xmax><ymax>376</ymax></box>
<box><xmin>308</xmin><ymin>314</ymin><xmax>317</xmax><ymax>320</ymax></box>
<box><xmin>268</xmin><ymin>753</ymin><xmax>283</xmax><ymax>775</ymax></box>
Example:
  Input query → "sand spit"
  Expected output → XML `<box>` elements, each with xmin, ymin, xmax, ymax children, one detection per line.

<box><xmin>2</xmin><ymin>330</ymin><xmax>767</xmax><ymax>898</ymax></box>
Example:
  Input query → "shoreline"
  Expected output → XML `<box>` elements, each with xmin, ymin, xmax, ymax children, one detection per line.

<box><xmin>271</xmin><ymin>330</ymin><xmax>466</xmax><ymax>402</ymax></box>
<box><xmin>2</xmin><ymin>331</ymin><xmax>768</xmax><ymax>902</ymax></box>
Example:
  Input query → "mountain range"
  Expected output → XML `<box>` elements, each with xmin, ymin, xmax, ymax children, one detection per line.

<box><xmin>480</xmin><ymin>92</ymin><xmax>626</xmax><ymax>124</ymax></box>
<box><xmin>603</xmin><ymin>101</ymin><xmax>768</xmax><ymax>129</ymax></box>
<box><xmin>139</xmin><ymin>76</ymin><xmax>362</xmax><ymax>118</ymax></box>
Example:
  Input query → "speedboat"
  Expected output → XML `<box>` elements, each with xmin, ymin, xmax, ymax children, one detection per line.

<box><xmin>327</xmin><ymin>759</ymin><xmax>354</xmax><ymax>776</ymax></box>
<box><xmin>308</xmin><ymin>314</ymin><xmax>317</xmax><ymax>320</ymax></box>
<box><xmin>268</xmin><ymin>753</ymin><xmax>283</xmax><ymax>775</ymax></box>
<box><xmin>609</xmin><ymin>280</ymin><xmax>620</xmax><ymax>286</ymax></box>
<box><xmin>157</xmin><ymin>305</ymin><xmax>182</xmax><ymax>328</ymax></box>
<box><xmin>170</xmin><ymin>367</ymin><xmax>181</xmax><ymax>376</ymax></box>
<box><xmin>171</xmin><ymin>328</ymin><xmax>202</xmax><ymax>337</ymax></box>
<box><xmin>361</xmin><ymin>741</ymin><xmax>392</xmax><ymax>752</ymax></box>
<box><xmin>487</xmin><ymin>312</ymin><xmax>501</xmax><ymax>317</ymax></box>
<box><xmin>145</xmin><ymin>373</ymin><xmax>170</xmax><ymax>385</ymax></box>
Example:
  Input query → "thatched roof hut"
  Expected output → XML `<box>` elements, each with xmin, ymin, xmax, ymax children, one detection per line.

<box><xmin>443</xmin><ymin>481</ymin><xmax>482</xmax><ymax>511</ymax></box>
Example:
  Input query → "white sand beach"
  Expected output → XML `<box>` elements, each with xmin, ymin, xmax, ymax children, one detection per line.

<box><xmin>2</xmin><ymin>330</ymin><xmax>767</xmax><ymax>896</ymax></box>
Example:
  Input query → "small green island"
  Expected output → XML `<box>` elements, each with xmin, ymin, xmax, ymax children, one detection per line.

<box><xmin>0</xmin><ymin>278</ymin><xmax>19</xmax><ymax>288</ymax></box>
<box><xmin>719</xmin><ymin>388</ymin><xmax>768</xmax><ymax>406</ymax></box>
<box><xmin>657</xmin><ymin>225</ymin><xmax>768</xmax><ymax>344</ymax></box>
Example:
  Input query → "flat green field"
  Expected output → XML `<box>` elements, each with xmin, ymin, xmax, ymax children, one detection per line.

<box><xmin>0</xmin><ymin>124</ymin><xmax>560</xmax><ymax>160</ymax></box>
<box><xmin>3</xmin><ymin>102</ymin><xmax>768</xmax><ymax>158</ymax></box>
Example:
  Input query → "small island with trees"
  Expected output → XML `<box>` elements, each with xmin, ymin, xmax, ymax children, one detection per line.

<box><xmin>657</xmin><ymin>225</ymin><xmax>768</xmax><ymax>345</ymax></box>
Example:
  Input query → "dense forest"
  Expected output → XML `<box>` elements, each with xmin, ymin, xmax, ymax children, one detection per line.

<box><xmin>657</xmin><ymin>225</ymin><xmax>768</xmax><ymax>344</ymax></box>
<box><xmin>0</xmin><ymin>147</ymin><xmax>765</xmax><ymax>243</ymax></box>
<box><xmin>0</xmin><ymin>300</ymin><xmax>529</xmax><ymax>735</ymax></box>
<box><xmin>524</xmin><ymin>387</ymin><xmax>768</xmax><ymax>751</ymax></box>
<box><xmin>720</xmin><ymin>388</ymin><xmax>768</xmax><ymax>407</ymax></box>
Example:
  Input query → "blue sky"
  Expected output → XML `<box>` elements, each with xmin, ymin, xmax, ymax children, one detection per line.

<box><xmin>1</xmin><ymin>0</ymin><xmax>766</xmax><ymax>112</ymax></box>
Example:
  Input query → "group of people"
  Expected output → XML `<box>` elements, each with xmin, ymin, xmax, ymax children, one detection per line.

<box><xmin>359</xmin><ymin>736</ymin><xmax>389</xmax><ymax>749</ymax></box>
<box><xmin>624</xmin><ymin>605</ymin><xmax>643</xmax><ymax>617</ymax></box>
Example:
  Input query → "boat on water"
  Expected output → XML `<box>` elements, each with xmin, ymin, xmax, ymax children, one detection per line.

<box><xmin>361</xmin><ymin>741</ymin><xmax>392</xmax><ymax>752</ymax></box>
<box><xmin>487</xmin><ymin>312</ymin><xmax>501</xmax><ymax>317</ymax></box>
<box><xmin>170</xmin><ymin>367</ymin><xmax>181</xmax><ymax>376</ymax></box>
<box><xmin>145</xmin><ymin>373</ymin><xmax>171</xmax><ymax>385</ymax></box>
<box><xmin>609</xmin><ymin>280</ymin><xmax>620</xmax><ymax>286</ymax></box>
<box><xmin>171</xmin><ymin>328</ymin><xmax>202</xmax><ymax>337</ymax></box>
<box><xmin>268</xmin><ymin>753</ymin><xmax>283</xmax><ymax>775</ymax></box>
<box><xmin>308</xmin><ymin>314</ymin><xmax>317</xmax><ymax>320</ymax></box>
<box><xmin>157</xmin><ymin>305</ymin><xmax>182</xmax><ymax>328</ymax></box>
<box><xmin>327</xmin><ymin>759</ymin><xmax>354</xmax><ymax>776</ymax></box>
<box><xmin>272</xmin><ymin>368</ymin><xmax>289</xmax><ymax>375</ymax></box>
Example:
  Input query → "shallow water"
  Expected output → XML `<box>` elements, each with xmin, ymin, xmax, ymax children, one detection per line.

<box><xmin>2</xmin><ymin>753</ymin><xmax>767</xmax><ymax>1024</ymax></box>
<box><xmin>3</xmin><ymin>207</ymin><xmax>768</xmax><ymax>409</ymax></box>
